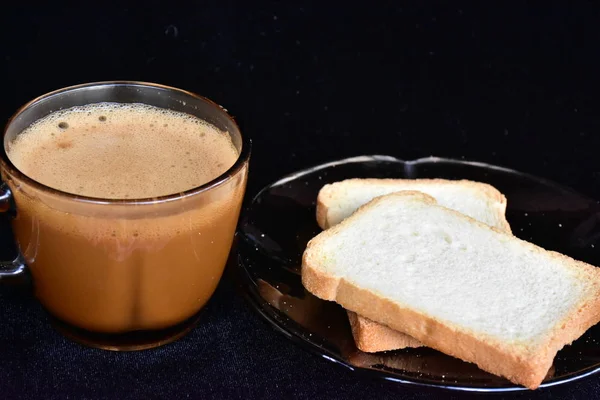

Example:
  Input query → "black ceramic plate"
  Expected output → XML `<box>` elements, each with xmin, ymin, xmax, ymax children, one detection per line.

<box><xmin>235</xmin><ymin>155</ymin><xmax>600</xmax><ymax>393</ymax></box>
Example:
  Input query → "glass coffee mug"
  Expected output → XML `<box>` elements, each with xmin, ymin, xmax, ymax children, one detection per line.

<box><xmin>0</xmin><ymin>82</ymin><xmax>250</xmax><ymax>350</ymax></box>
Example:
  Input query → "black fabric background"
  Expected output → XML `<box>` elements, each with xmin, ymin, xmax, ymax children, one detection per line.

<box><xmin>1</xmin><ymin>2</ymin><xmax>600</xmax><ymax>399</ymax></box>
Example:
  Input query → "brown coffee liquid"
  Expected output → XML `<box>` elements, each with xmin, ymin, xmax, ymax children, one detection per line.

<box><xmin>8</xmin><ymin>103</ymin><xmax>238</xmax><ymax>198</ymax></box>
<box><xmin>4</xmin><ymin>104</ymin><xmax>246</xmax><ymax>335</ymax></box>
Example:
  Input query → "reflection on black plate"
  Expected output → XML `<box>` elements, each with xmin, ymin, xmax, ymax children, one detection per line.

<box><xmin>234</xmin><ymin>155</ymin><xmax>600</xmax><ymax>392</ymax></box>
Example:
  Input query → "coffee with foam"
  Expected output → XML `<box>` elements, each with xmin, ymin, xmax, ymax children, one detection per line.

<box><xmin>4</xmin><ymin>103</ymin><xmax>246</xmax><ymax>335</ymax></box>
<box><xmin>8</xmin><ymin>103</ymin><xmax>238</xmax><ymax>198</ymax></box>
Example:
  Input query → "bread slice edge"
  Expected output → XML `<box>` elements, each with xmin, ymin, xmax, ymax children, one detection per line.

<box><xmin>346</xmin><ymin>311</ymin><xmax>425</xmax><ymax>352</ymax></box>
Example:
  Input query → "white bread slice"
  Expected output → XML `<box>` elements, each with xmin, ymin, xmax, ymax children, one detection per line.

<box><xmin>302</xmin><ymin>192</ymin><xmax>600</xmax><ymax>389</ymax></box>
<box><xmin>317</xmin><ymin>178</ymin><xmax>512</xmax><ymax>352</ymax></box>
<box><xmin>316</xmin><ymin>178</ymin><xmax>511</xmax><ymax>233</ymax></box>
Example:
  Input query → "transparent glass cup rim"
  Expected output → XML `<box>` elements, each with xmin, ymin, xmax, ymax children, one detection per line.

<box><xmin>0</xmin><ymin>81</ymin><xmax>251</xmax><ymax>206</ymax></box>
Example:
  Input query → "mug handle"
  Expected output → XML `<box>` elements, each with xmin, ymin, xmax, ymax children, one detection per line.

<box><xmin>0</xmin><ymin>182</ymin><xmax>26</xmax><ymax>277</ymax></box>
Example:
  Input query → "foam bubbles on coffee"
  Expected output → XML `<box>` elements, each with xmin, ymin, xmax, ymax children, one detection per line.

<box><xmin>7</xmin><ymin>103</ymin><xmax>239</xmax><ymax>199</ymax></box>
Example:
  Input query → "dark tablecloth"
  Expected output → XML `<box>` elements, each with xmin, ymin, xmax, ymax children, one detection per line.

<box><xmin>2</xmin><ymin>2</ymin><xmax>600</xmax><ymax>399</ymax></box>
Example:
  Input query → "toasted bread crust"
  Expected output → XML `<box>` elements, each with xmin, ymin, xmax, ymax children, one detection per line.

<box><xmin>347</xmin><ymin>311</ymin><xmax>424</xmax><ymax>352</ymax></box>
<box><xmin>315</xmin><ymin>193</ymin><xmax>330</xmax><ymax>232</ymax></box>
<box><xmin>302</xmin><ymin>191</ymin><xmax>600</xmax><ymax>389</ymax></box>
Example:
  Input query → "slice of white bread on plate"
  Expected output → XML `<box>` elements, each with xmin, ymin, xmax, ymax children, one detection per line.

<box><xmin>316</xmin><ymin>178</ymin><xmax>512</xmax><ymax>352</ymax></box>
<box><xmin>316</xmin><ymin>178</ymin><xmax>511</xmax><ymax>233</ymax></box>
<box><xmin>302</xmin><ymin>191</ymin><xmax>600</xmax><ymax>389</ymax></box>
